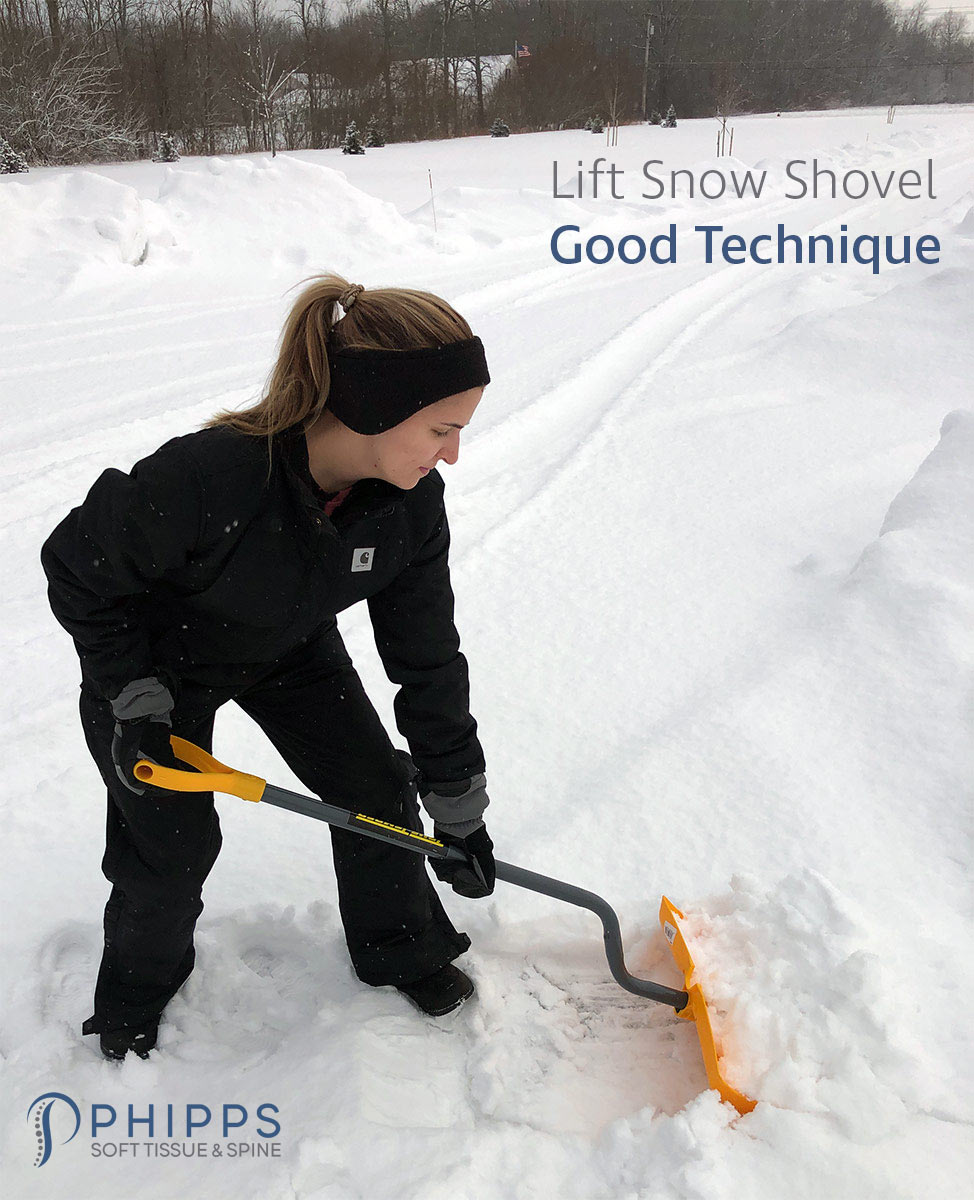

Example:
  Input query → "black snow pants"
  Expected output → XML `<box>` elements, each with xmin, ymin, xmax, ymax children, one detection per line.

<box><xmin>78</xmin><ymin>624</ymin><xmax>470</xmax><ymax>1035</ymax></box>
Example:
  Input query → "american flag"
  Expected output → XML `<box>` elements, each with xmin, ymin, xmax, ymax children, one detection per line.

<box><xmin>515</xmin><ymin>42</ymin><xmax>531</xmax><ymax>59</ymax></box>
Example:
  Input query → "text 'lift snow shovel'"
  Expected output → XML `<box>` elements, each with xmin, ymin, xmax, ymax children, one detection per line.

<box><xmin>136</xmin><ymin>737</ymin><xmax>755</xmax><ymax>1114</ymax></box>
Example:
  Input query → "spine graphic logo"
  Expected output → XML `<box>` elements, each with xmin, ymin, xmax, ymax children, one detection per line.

<box><xmin>27</xmin><ymin>1092</ymin><xmax>81</xmax><ymax>1167</ymax></box>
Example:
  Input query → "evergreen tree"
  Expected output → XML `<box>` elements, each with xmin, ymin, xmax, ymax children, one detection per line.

<box><xmin>589</xmin><ymin>115</ymin><xmax>604</xmax><ymax>133</ymax></box>
<box><xmin>649</xmin><ymin>110</ymin><xmax>662</xmax><ymax>126</ymax></box>
<box><xmin>152</xmin><ymin>134</ymin><xmax>179</xmax><ymax>162</ymax></box>
<box><xmin>364</xmin><ymin>117</ymin><xmax>386</xmax><ymax>148</ymax></box>
<box><xmin>662</xmin><ymin>105</ymin><xmax>677</xmax><ymax>128</ymax></box>
<box><xmin>341</xmin><ymin>121</ymin><xmax>366</xmax><ymax>154</ymax></box>
<box><xmin>0</xmin><ymin>134</ymin><xmax>29</xmax><ymax>173</ymax></box>
<box><xmin>489</xmin><ymin>118</ymin><xmax>510</xmax><ymax>137</ymax></box>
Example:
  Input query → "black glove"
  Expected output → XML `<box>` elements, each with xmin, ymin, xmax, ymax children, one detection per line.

<box><xmin>430</xmin><ymin>823</ymin><xmax>496</xmax><ymax>899</ymax></box>
<box><xmin>109</xmin><ymin>676</ymin><xmax>177</xmax><ymax>795</ymax></box>
<box><xmin>111</xmin><ymin>717</ymin><xmax>179</xmax><ymax>795</ymax></box>
<box><xmin>420</xmin><ymin>774</ymin><xmax>494</xmax><ymax>899</ymax></box>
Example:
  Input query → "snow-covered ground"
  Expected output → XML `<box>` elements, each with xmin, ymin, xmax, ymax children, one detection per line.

<box><xmin>1</xmin><ymin>106</ymin><xmax>972</xmax><ymax>1199</ymax></box>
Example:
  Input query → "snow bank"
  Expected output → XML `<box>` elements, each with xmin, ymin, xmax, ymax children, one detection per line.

<box><xmin>150</xmin><ymin>155</ymin><xmax>427</xmax><ymax>272</ymax></box>
<box><xmin>0</xmin><ymin>156</ymin><xmax>429</xmax><ymax>306</ymax></box>
<box><xmin>850</xmin><ymin>409</ymin><xmax>974</xmax><ymax>648</ymax></box>
<box><xmin>953</xmin><ymin>194</ymin><xmax>974</xmax><ymax>238</ymax></box>
<box><xmin>672</xmin><ymin>412</ymin><xmax>974</xmax><ymax>1132</ymax></box>
<box><xmin>0</xmin><ymin>171</ymin><xmax>150</xmax><ymax>299</ymax></box>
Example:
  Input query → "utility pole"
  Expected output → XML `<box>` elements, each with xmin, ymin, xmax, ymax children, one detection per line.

<box><xmin>642</xmin><ymin>14</ymin><xmax>654</xmax><ymax>120</ymax></box>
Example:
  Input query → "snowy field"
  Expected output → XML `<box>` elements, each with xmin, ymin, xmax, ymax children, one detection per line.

<box><xmin>1</xmin><ymin>105</ymin><xmax>972</xmax><ymax>1199</ymax></box>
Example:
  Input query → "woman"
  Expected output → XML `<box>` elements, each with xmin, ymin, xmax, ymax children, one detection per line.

<box><xmin>41</xmin><ymin>275</ymin><xmax>495</xmax><ymax>1061</ymax></box>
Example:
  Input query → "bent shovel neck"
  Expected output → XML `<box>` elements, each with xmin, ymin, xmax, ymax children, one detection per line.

<box><xmin>494</xmin><ymin>861</ymin><xmax>689</xmax><ymax>1009</ymax></box>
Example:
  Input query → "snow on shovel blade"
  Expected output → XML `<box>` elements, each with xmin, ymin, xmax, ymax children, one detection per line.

<box><xmin>659</xmin><ymin>896</ymin><xmax>756</xmax><ymax>1115</ymax></box>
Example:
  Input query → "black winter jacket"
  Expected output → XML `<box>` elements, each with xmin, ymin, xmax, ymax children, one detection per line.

<box><xmin>40</xmin><ymin>424</ymin><xmax>485</xmax><ymax>783</ymax></box>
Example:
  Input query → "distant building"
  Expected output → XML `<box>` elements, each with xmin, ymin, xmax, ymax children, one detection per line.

<box><xmin>285</xmin><ymin>55</ymin><xmax>519</xmax><ymax>104</ymax></box>
<box><xmin>391</xmin><ymin>54</ymin><xmax>520</xmax><ymax>97</ymax></box>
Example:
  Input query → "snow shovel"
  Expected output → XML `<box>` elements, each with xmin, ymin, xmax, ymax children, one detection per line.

<box><xmin>135</xmin><ymin>736</ymin><xmax>755</xmax><ymax>1114</ymax></box>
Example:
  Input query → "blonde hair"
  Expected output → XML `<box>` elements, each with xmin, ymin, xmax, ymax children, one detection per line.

<box><xmin>206</xmin><ymin>273</ymin><xmax>475</xmax><ymax>439</ymax></box>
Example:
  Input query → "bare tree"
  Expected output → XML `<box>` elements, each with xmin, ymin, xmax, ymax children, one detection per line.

<box><xmin>436</xmin><ymin>0</ymin><xmax>460</xmax><ymax>134</ymax></box>
<box><xmin>232</xmin><ymin>0</ymin><xmax>300</xmax><ymax>152</ymax></box>
<box><xmin>368</xmin><ymin>0</ymin><xmax>401</xmax><ymax>129</ymax></box>
<box><xmin>0</xmin><ymin>33</ymin><xmax>141</xmax><ymax>161</ymax></box>
<box><xmin>290</xmin><ymin>0</ymin><xmax>325</xmax><ymax>147</ymax></box>
<box><xmin>461</xmin><ymin>0</ymin><xmax>490</xmax><ymax>127</ymax></box>
<box><xmin>45</xmin><ymin>0</ymin><xmax>62</xmax><ymax>57</ymax></box>
<box><xmin>929</xmin><ymin>8</ymin><xmax>968</xmax><ymax>97</ymax></box>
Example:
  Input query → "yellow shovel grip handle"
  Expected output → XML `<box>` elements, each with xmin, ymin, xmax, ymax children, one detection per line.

<box><xmin>134</xmin><ymin>736</ymin><xmax>266</xmax><ymax>802</ymax></box>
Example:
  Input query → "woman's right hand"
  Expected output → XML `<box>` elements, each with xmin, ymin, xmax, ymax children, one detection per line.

<box><xmin>109</xmin><ymin>676</ymin><xmax>176</xmax><ymax>794</ymax></box>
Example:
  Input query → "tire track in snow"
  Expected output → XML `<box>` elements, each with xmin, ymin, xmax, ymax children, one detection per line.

<box><xmin>450</xmin><ymin>146</ymin><xmax>974</xmax><ymax>559</ymax></box>
<box><xmin>430</xmin><ymin>143</ymin><xmax>972</xmax><ymax>490</ymax></box>
<box><xmin>0</xmin><ymin>364</ymin><xmax>264</xmax><ymax>459</ymax></box>
<box><xmin>446</xmin><ymin>259</ymin><xmax>795</xmax><ymax>562</ymax></box>
<box><xmin>0</xmin><ymin>290</ymin><xmax>276</xmax><ymax>335</ymax></box>
<box><xmin>6</xmin><ymin>302</ymin><xmax>283</xmax><ymax>355</ymax></box>
<box><xmin>0</xmin><ymin>330</ymin><xmax>270</xmax><ymax>382</ymax></box>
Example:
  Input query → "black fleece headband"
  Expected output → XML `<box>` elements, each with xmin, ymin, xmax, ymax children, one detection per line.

<box><xmin>326</xmin><ymin>337</ymin><xmax>490</xmax><ymax>434</ymax></box>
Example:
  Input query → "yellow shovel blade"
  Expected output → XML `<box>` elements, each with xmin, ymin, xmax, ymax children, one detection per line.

<box><xmin>659</xmin><ymin>896</ymin><xmax>756</xmax><ymax>1115</ymax></box>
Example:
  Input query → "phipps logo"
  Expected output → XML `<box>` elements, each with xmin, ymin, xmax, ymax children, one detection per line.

<box><xmin>28</xmin><ymin>1092</ymin><xmax>81</xmax><ymax>1167</ymax></box>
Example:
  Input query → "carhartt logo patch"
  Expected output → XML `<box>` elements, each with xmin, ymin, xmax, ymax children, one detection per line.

<box><xmin>351</xmin><ymin>547</ymin><xmax>375</xmax><ymax>572</ymax></box>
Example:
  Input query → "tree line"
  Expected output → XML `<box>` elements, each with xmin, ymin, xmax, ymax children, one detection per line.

<box><xmin>1</xmin><ymin>0</ymin><xmax>970</xmax><ymax>166</ymax></box>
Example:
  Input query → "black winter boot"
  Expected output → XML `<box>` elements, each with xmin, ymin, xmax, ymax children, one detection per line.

<box><xmin>99</xmin><ymin>1023</ymin><xmax>158</xmax><ymax>1061</ymax></box>
<box><xmin>397</xmin><ymin>965</ymin><xmax>474</xmax><ymax>1016</ymax></box>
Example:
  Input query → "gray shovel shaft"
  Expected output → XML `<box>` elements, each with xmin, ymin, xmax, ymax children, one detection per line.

<box><xmin>260</xmin><ymin>783</ymin><xmax>689</xmax><ymax>1011</ymax></box>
